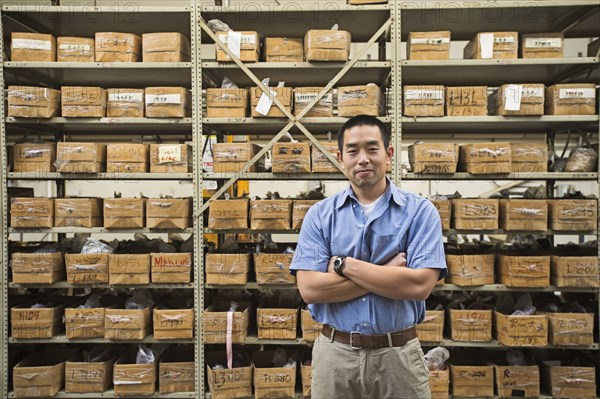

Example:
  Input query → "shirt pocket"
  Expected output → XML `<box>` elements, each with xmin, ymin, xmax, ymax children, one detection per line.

<box><xmin>370</xmin><ymin>233</ymin><xmax>408</xmax><ymax>264</ymax></box>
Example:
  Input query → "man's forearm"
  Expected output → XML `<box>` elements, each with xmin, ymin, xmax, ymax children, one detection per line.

<box><xmin>296</xmin><ymin>270</ymin><xmax>369</xmax><ymax>304</ymax></box>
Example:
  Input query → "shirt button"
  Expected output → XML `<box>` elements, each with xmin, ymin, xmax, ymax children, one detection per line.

<box><xmin>362</xmin><ymin>298</ymin><xmax>366</xmax><ymax>302</ymax></box>
<box><xmin>363</xmin><ymin>323</ymin><xmax>368</xmax><ymax>327</ymax></box>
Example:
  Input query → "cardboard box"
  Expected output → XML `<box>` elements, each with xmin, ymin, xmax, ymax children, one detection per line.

<box><xmin>416</xmin><ymin>310</ymin><xmax>444</xmax><ymax>343</ymax></box>
<box><xmin>449</xmin><ymin>364</ymin><xmax>494</xmax><ymax>398</ymax></box>
<box><xmin>206</xmin><ymin>351</ymin><xmax>252</xmax><ymax>399</ymax></box>
<box><xmin>64</xmin><ymin>297</ymin><xmax>121</xmax><ymax>339</ymax></box>
<box><xmin>272</xmin><ymin>142</ymin><xmax>311</xmax><ymax>173</ymax></box>
<box><xmin>61</xmin><ymin>86</ymin><xmax>106</xmax><ymax>117</ymax></box>
<box><xmin>491</xmin><ymin>83</ymin><xmax>545</xmax><ymax>116</ymax></box>
<box><xmin>494</xmin><ymin>311</ymin><xmax>547</xmax><ymax>346</ymax></box>
<box><xmin>145</xmin><ymin>86</ymin><xmax>191</xmax><ymax>117</ymax></box>
<box><xmin>338</xmin><ymin>84</ymin><xmax>382</xmax><ymax>117</ymax></box>
<box><xmin>54</xmin><ymin>197</ymin><xmax>103</xmax><ymax>228</ymax></box>
<box><xmin>588</xmin><ymin>38</ymin><xmax>600</xmax><ymax>57</ymax></box>
<box><xmin>146</xmin><ymin>198</ymin><xmax>192</xmax><ymax>229</ymax></box>
<box><xmin>301</xmin><ymin>361</ymin><xmax>312</xmax><ymax>398</ymax></box>
<box><xmin>216</xmin><ymin>31</ymin><xmax>260</xmax><ymax>62</ymax></box>
<box><xmin>153</xmin><ymin>300</ymin><xmax>194</xmax><ymax>339</ymax></box>
<box><xmin>404</xmin><ymin>85</ymin><xmax>445</xmax><ymax>117</ymax></box>
<box><xmin>104</xmin><ymin>198</ymin><xmax>145</xmax><ymax>228</ymax></box>
<box><xmin>464</xmin><ymin>32</ymin><xmax>518</xmax><ymax>59</ymax></box>
<box><xmin>452</xmin><ymin>199</ymin><xmax>499</xmax><ymax>230</ymax></box>
<box><xmin>546</xmin><ymin>312</ymin><xmax>594</xmax><ymax>346</ymax></box>
<box><xmin>510</xmin><ymin>143</ymin><xmax>547</xmax><ymax>173</ymax></box>
<box><xmin>10</xmin><ymin>197</ymin><xmax>54</xmax><ymax>228</ymax></box>
<box><xmin>408</xmin><ymin>143</ymin><xmax>458</xmax><ymax>174</ymax></box>
<box><xmin>151</xmin><ymin>252</ymin><xmax>192</xmax><ymax>283</ymax></box>
<box><xmin>449</xmin><ymin>309</ymin><xmax>492</xmax><ymax>342</ymax></box>
<box><xmin>57</xmin><ymin>36</ymin><xmax>94</xmax><ymax>62</ymax></box>
<box><xmin>458</xmin><ymin>142</ymin><xmax>511</xmax><ymax>174</ymax></box>
<box><xmin>11</xmin><ymin>252</ymin><xmax>64</xmax><ymax>285</ymax></box>
<box><xmin>113</xmin><ymin>350</ymin><xmax>156</xmax><ymax>396</ymax></box>
<box><xmin>304</xmin><ymin>29</ymin><xmax>351</xmax><ymax>61</ymax></box>
<box><xmin>311</xmin><ymin>141</ymin><xmax>339</xmax><ymax>173</ymax></box>
<box><xmin>493</xmin><ymin>364</ymin><xmax>540</xmax><ymax>399</ymax></box>
<box><xmin>95</xmin><ymin>32</ymin><xmax>141</xmax><ymax>62</ymax></box>
<box><xmin>205</xmin><ymin>253</ymin><xmax>250</xmax><ymax>285</ymax></box>
<box><xmin>65</xmin><ymin>253</ymin><xmax>109</xmax><ymax>284</ymax></box>
<box><xmin>265</xmin><ymin>37</ymin><xmax>303</xmax><ymax>62</ymax></box>
<box><xmin>212</xmin><ymin>143</ymin><xmax>262</xmax><ymax>173</ymax></box>
<box><xmin>499</xmin><ymin>199</ymin><xmax>548</xmax><ymax>231</ymax></box>
<box><xmin>445</xmin><ymin>86</ymin><xmax>487</xmax><ymax>116</ymax></box>
<box><xmin>257</xmin><ymin>305</ymin><xmax>298</xmax><ymax>340</ymax></box>
<box><xmin>545</xmin><ymin>83</ymin><xmax>597</xmax><ymax>115</ymax></box>
<box><xmin>301</xmin><ymin>308</ymin><xmax>322</xmax><ymax>342</ymax></box>
<box><xmin>206</xmin><ymin>88</ymin><xmax>248</xmax><ymax>118</ymax></box>
<box><xmin>294</xmin><ymin>87</ymin><xmax>334</xmax><ymax>117</ymax></box>
<box><xmin>65</xmin><ymin>352</ymin><xmax>117</xmax><ymax>393</ymax></box>
<box><xmin>253</xmin><ymin>351</ymin><xmax>297</xmax><ymax>399</ymax></box>
<box><xmin>142</xmin><ymin>32</ymin><xmax>190</xmax><ymax>62</ymax></box>
<box><xmin>104</xmin><ymin>306</ymin><xmax>152</xmax><ymax>340</ymax></box>
<box><xmin>521</xmin><ymin>33</ymin><xmax>564</xmax><ymax>58</ymax></box>
<box><xmin>150</xmin><ymin>143</ymin><xmax>192</xmax><ymax>173</ymax></box>
<box><xmin>446</xmin><ymin>253</ymin><xmax>494</xmax><ymax>286</ymax></box>
<box><xmin>7</xmin><ymin>86</ymin><xmax>61</xmax><ymax>118</ymax></box>
<box><xmin>498</xmin><ymin>255</ymin><xmax>551</xmax><ymax>287</ymax></box>
<box><xmin>56</xmin><ymin>142</ymin><xmax>106</xmax><ymax>173</ymax></box>
<box><xmin>251</xmin><ymin>200</ymin><xmax>292</xmax><ymax>230</ymax></box>
<box><xmin>407</xmin><ymin>31</ymin><xmax>450</xmax><ymax>60</ymax></box>
<box><xmin>203</xmin><ymin>302</ymin><xmax>251</xmax><ymax>344</ymax></box>
<box><xmin>292</xmin><ymin>200</ymin><xmax>319</xmax><ymax>230</ymax></box>
<box><xmin>430</xmin><ymin>200</ymin><xmax>451</xmax><ymax>231</ymax></box>
<box><xmin>548</xmin><ymin>199</ymin><xmax>597</xmax><ymax>231</ymax></box>
<box><xmin>542</xmin><ymin>361</ymin><xmax>596</xmax><ymax>399</ymax></box>
<box><xmin>254</xmin><ymin>253</ymin><xmax>296</xmax><ymax>285</ymax></box>
<box><xmin>13</xmin><ymin>348</ymin><xmax>79</xmax><ymax>398</ymax></box>
<box><xmin>106</xmin><ymin>88</ymin><xmax>145</xmax><ymax>118</ymax></box>
<box><xmin>208</xmin><ymin>199</ymin><xmax>248</xmax><ymax>229</ymax></box>
<box><xmin>11</xmin><ymin>32</ymin><xmax>55</xmax><ymax>62</ymax></box>
<box><xmin>250</xmin><ymin>86</ymin><xmax>293</xmax><ymax>117</ymax></box>
<box><xmin>551</xmin><ymin>256</ymin><xmax>599</xmax><ymax>288</ymax></box>
<box><xmin>11</xmin><ymin>298</ymin><xmax>72</xmax><ymax>339</ymax></box>
<box><xmin>429</xmin><ymin>369</ymin><xmax>450</xmax><ymax>399</ymax></box>
<box><xmin>106</xmin><ymin>143</ymin><xmax>148</xmax><ymax>173</ymax></box>
<box><xmin>108</xmin><ymin>253</ymin><xmax>150</xmax><ymax>284</ymax></box>
<box><xmin>13</xmin><ymin>143</ymin><xmax>56</xmax><ymax>173</ymax></box>
<box><xmin>159</xmin><ymin>347</ymin><xmax>195</xmax><ymax>393</ymax></box>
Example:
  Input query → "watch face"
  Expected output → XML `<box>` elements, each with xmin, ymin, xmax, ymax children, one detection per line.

<box><xmin>334</xmin><ymin>258</ymin><xmax>342</xmax><ymax>267</ymax></box>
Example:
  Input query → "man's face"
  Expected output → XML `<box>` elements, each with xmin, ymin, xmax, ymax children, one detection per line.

<box><xmin>337</xmin><ymin>124</ymin><xmax>393</xmax><ymax>189</ymax></box>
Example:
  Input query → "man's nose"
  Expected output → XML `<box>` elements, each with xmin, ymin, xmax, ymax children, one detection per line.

<box><xmin>358</xmin><ymin>150</ymin><xmax>369</xmax><ymax>164</ymax></box>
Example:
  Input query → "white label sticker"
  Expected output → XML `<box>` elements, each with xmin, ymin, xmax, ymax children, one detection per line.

<box><xmin>559</xmin><ymin>88</ymin><xmax>595</xmax><ymax>99</ymax></box>
<box><xmin>109</xmin><ymin>92</ymin><xmax>143</xmax><ymax>102</ymax></box>
<box><xmin>227</xmin><ymin>31</ymin><xmax>242</xmax><ymax>58</ymax></box>
<box><xmin>410</xmin><ymin>37</ymin><xmax>450</xmax><ymax>45</ymax></box>
<box><xmin>295</xmin><ymin>92</ymin><xmax>333</xmax><ymax>103</ymax></box>
<box><xmin>204</xmin><ymin>180</ymin><xmax>218</xmax><ymax>190</ymax></box>
<box><xmin>158</xmin><ymin>145</ymin><xmax>182</xmax><ymax>164</ymax></box>
<box><xmin>405</xmin><ymin>89</ymin><xmax>444</xmax><ymax>101</ymax></box>
<box><xmin>479</xmin><ymin>33</ymin><xmax>494</xmax><ymax>59</ymax></box>
<box><xmin>58</xmin><ymin>43</ymin><xmax>91</xmax><ymax>52</ymax></box>
<box><xmin>13</xmin><ymin>38</ymin><xmax>52</xmax><ymax>51</ymax></box>
<box><xmin>493</xmin><ymin>36</ymin><xmax>515</xmax><ymax>44</ymax></box>
<box><xmin>145</xmin><ymin>94</ymin><xmax>181</xmax><ymax>104</ymax></box>
<box><xmin>504</xmin><ymin>84</ymin><xmax>523</xmax><ymax>111</ymax></box>
<box><xmin>524</xmin><ymin>38</ymin><xmax>562</xmax><ymax>48</ymax></box>
<box><xmin>255</xmin><ymin>90</ymin><xmax>277</xmax><ymax>116</ymax></box>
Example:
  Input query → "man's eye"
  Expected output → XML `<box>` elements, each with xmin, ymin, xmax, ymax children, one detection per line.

<box><xmin>369</xmin><ymin>148</ymin><xmax>378</xmax><ymax>152</ymax></box>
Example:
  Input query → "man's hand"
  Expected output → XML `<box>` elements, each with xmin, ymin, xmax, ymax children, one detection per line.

<box><xmin>327</xmin><ymin>256</ymin><xmax>337</xmax><ymax>273</ymax></box>
<box><xmin>385</xmin><ymin>252</ymin><xmax>407</xmax><ymax>267</ymax></box>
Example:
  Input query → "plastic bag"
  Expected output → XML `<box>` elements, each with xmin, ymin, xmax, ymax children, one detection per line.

<box><xmin>512</xmin><ymin>293</ymin><xmax>535</xmax><ymax>315</ymax></box>
<box><xmin>424</xmin><ymin>347</ymin><xmax>449</xmax><ymax>371</ymax></box>
<box><xmin>136</xmin><ymin>345</ymin><xmax>155</xmax><ymax>364</ymax></box>
<box><xmin>125</xmin><ymin>290</ymin><xmax>154</xmax><ymax>310</ymax></box>
<box><xmin>207</xmin><ymin>19</ymin><xmax>231</xmax><ymax>32</ymax></box>
<box><xmin>81</xmin><ymin>238</ymin><xmax>113</xmax><ymax>255</ymax></box>
<box><xmin>221</xmin><ymin>77</ymin><xmax>238</xmax><ymax>89</ymax></box>
<box><xmin>78</xmin><ymin>294</ymin><xmax>102</xmax><ymax>309</ymax></box>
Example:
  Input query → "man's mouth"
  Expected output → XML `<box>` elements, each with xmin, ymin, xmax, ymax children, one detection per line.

<box><xmin>355</xmin><ymin>169</ymin><xmax>372</xmax><ymax>177</ymax></box>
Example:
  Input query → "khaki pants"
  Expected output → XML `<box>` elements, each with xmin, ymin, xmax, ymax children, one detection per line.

<box><xmin>311</xmin><ymin>333</ymin><xmax>431</xmax><ymax>399</ymax></box>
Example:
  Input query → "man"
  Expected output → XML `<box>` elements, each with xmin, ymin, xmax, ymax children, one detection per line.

<box><xmin>290</xmin><ymin>114</ymin><xmax>447</xmax><ymax>399</ymax></box>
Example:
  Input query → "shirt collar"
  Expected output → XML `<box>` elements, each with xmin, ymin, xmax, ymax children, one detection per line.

<box><xmin>335</xmin><ymin>178</ymin><xmax>404</xmax><ymax>209</ymax></box>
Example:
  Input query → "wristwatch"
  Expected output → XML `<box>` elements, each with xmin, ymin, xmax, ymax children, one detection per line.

<box><xmin>333</xmin><ymin>256</ymin><xmax>347</xmax><ymax>277</ymax></box>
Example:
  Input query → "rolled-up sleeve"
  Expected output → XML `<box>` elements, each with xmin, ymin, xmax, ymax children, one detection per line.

<box><xmin>406</xmin><ymin>200</ymin><xmax>447</xmax><ymax>280</ymax></box>
<box><xmin>290</xmin><ymin>204</ymin><xmax>331</xmax><ymax>275</ymax></box>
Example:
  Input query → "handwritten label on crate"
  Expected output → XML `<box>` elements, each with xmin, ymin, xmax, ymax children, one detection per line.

<box><xmin>158</xmin><ymin>145</ymin><xmax>182</xmax><ymax>164</ymax></box>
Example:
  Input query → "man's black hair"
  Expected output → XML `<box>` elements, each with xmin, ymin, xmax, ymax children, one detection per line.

<box><xmin>337</xmin><ymin>115</ymin><xmax>390</xmax><ymax>152</ymax></box>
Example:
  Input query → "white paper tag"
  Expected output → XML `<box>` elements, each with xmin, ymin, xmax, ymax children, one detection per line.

<box><xmin>109</xmin><ymin>92</ymin><xmax>143</xmax><ymax>102</ymax></box>
<box><xmin>158</xmin><ymin>145</ymin><xmax>182</xmax><ymax>164</ymax></box>
<box><xmin>204</xmin><ymin>180</ymin><xmax>218</xmax><ymax>190</ymax></box>
<box><xmin>295</xmin><ymin>92</ymin><xmax>333</xmax><ymax>103</ymax></box>
<box><xmin>227</xmin><ymin>31</ymin><xmax>242</xmax><ymax>58</ymax></box>
<box><xmin>58</xmin><ymin>43</ymin><xmax>91</xmax><ymax>52</ymax></box>
<box><xmin>405</xmin><ymin>89</ymin><xmax>444</xmax><ymax>101</ymax></box>
<box><xmin>504</xmin><ymin>84</ymin><xmax>523</xmax><ymax>111</ymax></box>
<box><xmin>524</xmin><ymin>37</ymin><xmax>562</xmax><ymax>48</ymax></box>
<box><xmin>559</xmin><ymin>88</ymin><xmax>595</xmax><ymax>99</ymax></box>
<box><xmin>255</xmin><ymin>90</ymin><xmax>276</xmax><ymax>116</ymax></box>
<box><xmin>13</xmin><ymin>38</ymin><xmax>52</xmax><ymax>51</ymax></box>
<box><xmin>493</xmin><ymin>36</ymin><xmax>515</xmax><ymax>44</ymax></box>
<box><xmin>479</xmin><ymin>33</ymin><xmax>494</xmax><ymax>59</ymax></box>
<box><xmin>410</xmin><ymin>37</ymin><xmax>450</xmax><ymax>45</ymax></box>
<box><xmin>145</xmin><ymin>94</ymin><xmax>181</xmax><ymax>104</ymax></box>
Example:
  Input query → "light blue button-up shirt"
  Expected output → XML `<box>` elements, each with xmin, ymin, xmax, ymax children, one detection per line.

<box><xmin>290</xmin><ymin>179</ymin><xmax>447</xmax><ymax>334</ymax></box>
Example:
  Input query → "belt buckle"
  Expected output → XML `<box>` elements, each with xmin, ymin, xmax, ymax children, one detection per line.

<box><xmin>349</xmin><ymin>331</ymin><xmax>362</xmax><ymax>350</ymax></box>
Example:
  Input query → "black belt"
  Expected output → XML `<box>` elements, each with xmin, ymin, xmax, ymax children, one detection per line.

<box><xmin>321</xmin><ymin>324</ymin><xmax>417</xmax><ymax>349</ymax></box>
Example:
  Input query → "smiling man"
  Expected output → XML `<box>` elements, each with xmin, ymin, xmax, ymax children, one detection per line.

<box><xmin>291</xmin><ymin>114</ymin><xmax>447</xmax><ymax>399</ymax></box>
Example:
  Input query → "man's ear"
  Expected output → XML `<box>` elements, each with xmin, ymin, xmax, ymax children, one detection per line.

<box><xmin>337</xmin><ymin>150</ymin><xmax>344</xmax><ymax>169</ymax></box>
<box><xmin>386</xmin><ymin>146</ymin><xmax>394</xmax><ymax>160</ymax></box>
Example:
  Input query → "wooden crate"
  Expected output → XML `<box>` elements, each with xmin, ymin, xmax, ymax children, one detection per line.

<box><xmin>429</xmin><ymin>369</ymin><xmax>449</xmax><ymax>399</ymax></box>
<box><xmin>301</xmin><ymin>309</ymin><xmax>322</xmax><ymax>343</ymax></box>
<box><xmin>205</xmin><ymin>253</ymin><xmax>250</xmax><ymax>285</ymax></box>
<box><xmin>253</xmin><ymin>253</ymin><xmax>296</xmax><ymax>285</ymax></box>
<box><xmin>551</xmin><ymin>256</ymin><xmax>599</xmax><ymax>288</ymax></box>
<box><xmin>159</xmin><ymin>346</ymin><xmax>194</xmax><ymax>394</ymax></box>
<box><xmin>494</xmin><ymin>311</ymin><xmax>547</xmax><ymax>347</ymax></box>
<box><xmin>104</xmin><ymin>307</ymin><xmax>152</xmax><ymax>340</ymax></box>
<box><xmin>203</xmin><ymin>302</ymin><xmax>250</xmax><ymax>344</ymax></box>
<box><xmin>499</xmin><ymin>199</ymin><xmax>548</xmax><ymax>231</ymax></box>
<box><xmin>430</xmin><ymin>200</ymin><xmax>451</xmax><ymax>231</ymax></box>
<box><xmin>452</xmin><ymin>199</ymin><xmax>499</xmax><ymax>230</ymax></box>
<box><xmin>257</xmin><ymin>306</ymin><xmax>298</xmax><ymax>340</ymax></box>
<box><xmin>548</xmin><ymin>199</ymin><xmax>597</xmax><ymax>231</ymax></box>
<box><xmin>416</xmin><ymin>310</ymin><xmax>444</xmax><ymax>343</ymax></box>
<box><xmin>206</xmin><ymin>351</ymin><xmax>252</xmax><ymax>399</ymax></box>
<box><xmin>546</xmin><ymin>312</ymin><xmax>594</xmax><ymax>346</ymax></box>
<box><xmin>446</xmin><ymin>253</ymin><xmax>494</xmax><ymax>286</ymax></box>
<box><xmin>542</xmin><ymin>361</ymin><xmax>597</xmax><ymax>399</ymax></box>
<box><xmin>449</xmin><ymin>309</ymin><xmax>492</xmax><ymax>342</ymax></box>
<box><xmin>449</xmin><ymin>364</ymin><xmax>494</xmax><ymax>398</ymax></box>
<box><xmin>493</xmin><ymin>364</ymin><xmax>540</xmax><ymax>399</ymax></box>
<box><xmin>498</xmin><ymin>255</ymin><xmax>551</xmax><ymax>288</ymax></box>
<box><xmin>252</xmin><ymin>351</ymin><xmax>297</xmax><ymax>399</ymax></box>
